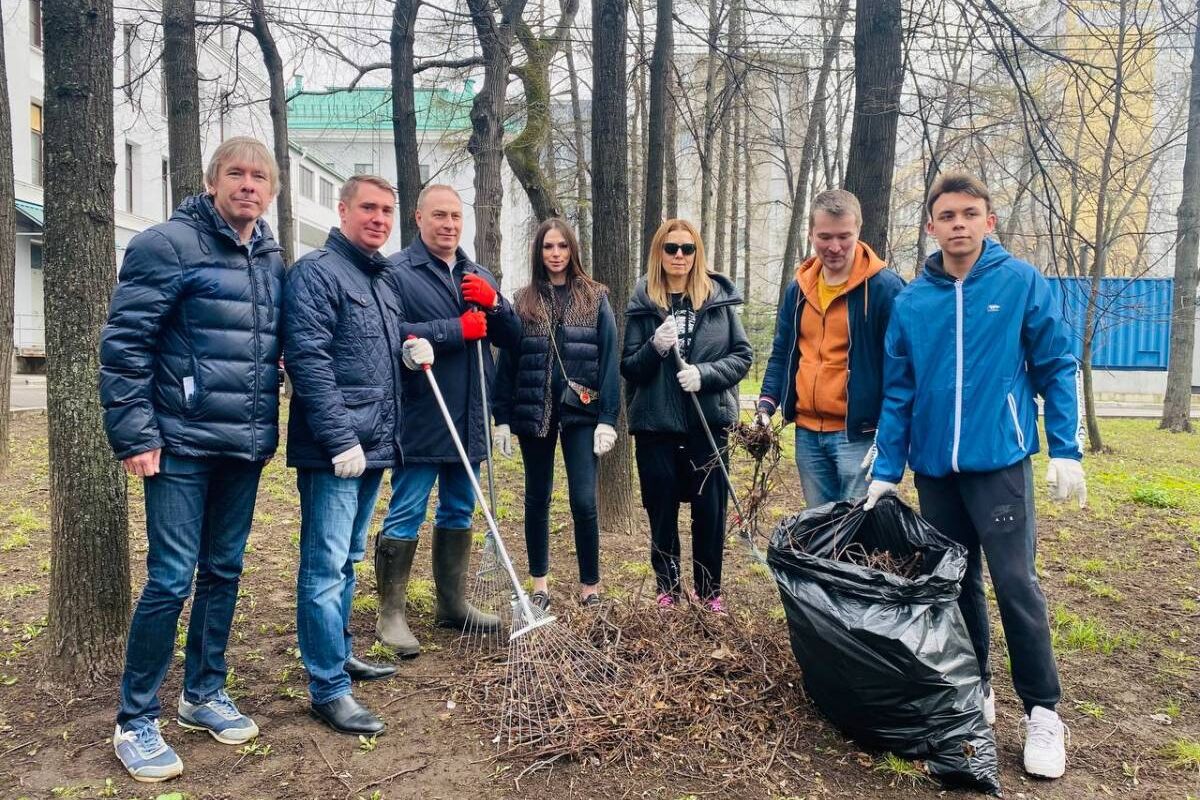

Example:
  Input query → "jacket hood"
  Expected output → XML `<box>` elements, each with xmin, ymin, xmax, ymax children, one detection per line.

<box><xmin>796</xmin><ymin>241</ymin><xmax>887</xmax><ymax>307</ymax></box>
<box><xmin>325</xmin><ymin>227</ymin><xmax>390</xmax><ymax>274</ymax></box>
<box><xmin>171</xmin><ymin>193</ymin><xmax>275</xmax><ymax>249</ymax></box>
<box><xmin>922</xmin><ymin>237</ymin><xmax>1009</xmax><ymax>284</ymax></box>
<box><xmin>627</xmin><ymin>271</ymin><xmax>744</xmax><ymax>316</ymax></box>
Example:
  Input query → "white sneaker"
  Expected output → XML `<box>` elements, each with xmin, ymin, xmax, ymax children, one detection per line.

<box><xmin>1022</xmin><ymin>706</ymin><xmax>1068</xmax><ymax>778</ymax></box>
<box><xmin>982</xmin><ymin>687</ymin><xmax>996</xmax><ymax>725</ymax></box>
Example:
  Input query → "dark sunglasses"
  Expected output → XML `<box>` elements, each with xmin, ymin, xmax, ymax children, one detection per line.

<box><xmin>663</xmin><ymin>242</ymin><xmax>697</xmax><ymax>256</ymax></box>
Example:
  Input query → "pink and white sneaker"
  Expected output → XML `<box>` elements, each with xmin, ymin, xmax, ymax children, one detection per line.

<box><xmin>656</xmin><ymin>593</ymin><xmax>676</xmax><ymax>608</ymax></box>
<box><xmin>704</xmin><ymin>596</ymin><xmax>727</xmax><ymax>614</ymax></box>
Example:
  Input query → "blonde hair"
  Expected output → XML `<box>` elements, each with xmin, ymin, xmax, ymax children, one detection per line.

<box><xmin>645</xmin><ymin>218</ymin><xmax>712</xmax><ymax>310</ymax></box>
<box><xmin>340</xmin><ymin>174</ymin><xmax>395</xmax><ymax>205</ymax></box>
<box><xmin>204</xmin><ymin>137</ymin><xmax>279</xmax><ymax>196</ymax></box>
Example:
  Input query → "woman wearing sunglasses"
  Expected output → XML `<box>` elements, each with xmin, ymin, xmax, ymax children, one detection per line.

<box><xmin>621</xmin><ymin>218</ymin><xmax>753</xmax><ymax>612</ymax></box>
<box><xmin>492</xmin><ymin>218</ymin><xmax>619</xmax><ymax>609</ymax></box>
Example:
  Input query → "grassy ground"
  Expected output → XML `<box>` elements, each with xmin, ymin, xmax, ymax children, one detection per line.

<box><xmin>0</xmin><ymin>414</ymin><xmax>1197</xmax><ymax>798</ymax></box>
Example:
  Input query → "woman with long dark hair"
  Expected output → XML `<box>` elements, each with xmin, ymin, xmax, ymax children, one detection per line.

<box><xmin>493</xmin><ymin>218</ymin><xmax>619</xmax><ymax>608</ymax></box>
<box><xmin>621</xmin><ymin>218</ymin><xmax>752</xmax><ymax>612</ymax></box>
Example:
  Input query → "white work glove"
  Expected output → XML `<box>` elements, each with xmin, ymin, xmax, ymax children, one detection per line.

<box><xmin>493</xmin><ymin>423</ymin><xmax>513</xmax><ymax>459</ymax></box>
<box><xmin>332</xmin><ymin>443</ymin><xmax>366</xmax><ymax>479</ymax></box>
<box><xmin>676</xmin><ymin>363</ymin><xmax>702</xmax><ymax>393</ymax></box>
<box><xmin>593</xmin><ymin>423</ymin><xmax>616</xmax><ymax>455</ymax></box>
<box><xmin>863</xmin><ymin>480</ymin><xmax>897</xmax><ymax>510</ymax></box>
<box><xmin>652</xmin><ymin>315</ymin><xmax>679</xmax><ymax>356</ymax></box>
<box><xmin>1046</xmin><ymin>457</ymin><xmax>1087</xmax><ymax>508</ymax></box>
<box><xmin>754</xmin><ymin>409</ymin><xmax>772</xmax><ymax>428</ymax></box>
<box><xmin>402</xmin><ymin>337</ymin><xmax>434</xmax><ymax>371</ymax></box>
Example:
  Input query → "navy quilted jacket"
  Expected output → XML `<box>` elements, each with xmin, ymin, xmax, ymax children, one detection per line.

<box><xmin>384</xmin><ymin>237</ymin><xmax>521</xmax><ymax>463</ymax></box>
<box><xmin>284</xmin><ymin>228</ymin><xmax>404</xmax><ymax>469</ymax></box>
<box><xmin>99</xmin><ymin>194</ymin><xmax>284</xmax><ymax>462</ymax></box>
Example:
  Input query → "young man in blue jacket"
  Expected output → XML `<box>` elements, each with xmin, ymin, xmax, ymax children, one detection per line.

<box><xmin>866</xmin><ymin>172</ymin><xmax>1087</xmax><ymax>779</ymax></box>
<box><xmin>100</xmin><ymin>138</ymin><xmax>283</xmax><ymax>782</ymax></box>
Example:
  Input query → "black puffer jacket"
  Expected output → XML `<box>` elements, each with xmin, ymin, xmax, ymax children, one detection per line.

<box><xmin>494</xmin><ymin>282</ymin><xmax>620</xmax><ymax>437</ymax></box>
<box><xmin>99</xmin><ymin>194</ymin><xmax>284</xmax><ymax>461</ymax></box>
<box><xmin>385</xmin><ymin>237</ymin><xmax>522</xmax><ymax>463</ymax></box>
<box><xmin>284</xmin><ymin>228</ymin><xmax>405</xmax><ymax>469</ymax></box>
<box><xmin>621</xmin><ymin>273</ymin><xmax>753</xmax><ymax>434</ymax></box>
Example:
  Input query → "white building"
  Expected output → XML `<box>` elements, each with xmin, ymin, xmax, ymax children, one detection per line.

<box><xmin>5</xmin><ymin>0</ymin><xmax>343</xmax><ymax>372</ymax></box>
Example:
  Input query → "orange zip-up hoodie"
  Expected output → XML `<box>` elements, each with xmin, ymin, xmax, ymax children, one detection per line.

<box><xmin>793</xmin><ymin>242</ymin><xmax>888</xmax><ymax>432</ymax></box>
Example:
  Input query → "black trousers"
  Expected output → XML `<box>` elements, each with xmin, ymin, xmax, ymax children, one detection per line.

<box><xmin>518</xmin><ymin>407</ymin><xmax>600</xmax><ymax>586</ymax></box>
<box><xmin>914</xmin><ymin>458</ymin><xmax>1061</xmax><ymax>713</ymax></box>
<box><xmin>634</xmin><ymin>431</ymin><xmax>728</xmax><ymax>600</ymax></box>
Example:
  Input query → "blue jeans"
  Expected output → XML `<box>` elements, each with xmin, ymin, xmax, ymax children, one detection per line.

<box><xmin>794</xmin><ymin>428</ymin><xmax>873</xmax><ymax>507</ymax></box>
<box><xmin>296</xmin><ymin>468</ymin><xmax>384</xmax><ymax>704</ymax></box>
<box><xmin>117</xmin><ymin>454</ymin><xmax>263</xmax><ymax>728</ymax></box>
<box><xmin>379</xmin><ymin>462</ymin><xmax>479</xmax><ymax>540</ymax></box>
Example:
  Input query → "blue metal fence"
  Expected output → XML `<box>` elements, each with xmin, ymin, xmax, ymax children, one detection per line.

<box><xmin>1047</xmin><ymin>277</ymin><xmax>1174</xmax><ymax>370</ymax></box>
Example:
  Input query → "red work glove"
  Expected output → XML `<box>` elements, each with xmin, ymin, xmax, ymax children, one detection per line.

<box><xmin>461</xmin><ymin>273</ymin><xmax>498</xmax><ymax>309</ymax></box>
<box><xmin>459</xmin><ymin>309</ymin><xmax>488</xmax><ymax>341</ymax></box>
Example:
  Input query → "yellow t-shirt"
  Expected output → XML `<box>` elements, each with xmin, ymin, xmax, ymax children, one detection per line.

<box><xmin>817</xmin><ymin>272</ymin><xmax>846</xmax><ymax>312</ymax></box>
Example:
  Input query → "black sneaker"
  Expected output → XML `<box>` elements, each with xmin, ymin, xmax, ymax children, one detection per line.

<box><xmin>580</xmin><ymin>594</ymin><xmax>602</xmax><ymax>608</ymax></box>
<box><xmin>529</xmin><ymin>590</ymin><xmax>551</xmax><ymax>611</ymax></box>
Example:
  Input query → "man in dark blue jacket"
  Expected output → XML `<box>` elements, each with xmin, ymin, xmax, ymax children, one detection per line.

<box><xmin>867</xmin><ymin>172</ymin><xmax>1086</xmax><ymax>780</ymax></box>
<box><xmin>373</xmin><ymin>185</ymin><xmax>521</xmax><ymax>655</ymax></box>
<box><xmin>284</xmin><ymin>175</ymin><xmax>434</xmax><ymax>735</ymax></box>
<box><xmin>100</xmin><ymin>138</ymin><xmax>283</xmax><ymax>782</ymax></box>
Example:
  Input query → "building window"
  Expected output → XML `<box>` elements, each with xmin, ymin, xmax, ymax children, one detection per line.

<box><xmin>219</xmin><ymin>0</ymin><xmax>230</xmax><ymax>47</ymax></box>
<box><xmin>161</xmin><ymin>65</ymin><xmax>169</xmax><ymax>116</ymax></box>
<box><xmin>162</xmin><ymin>158</ymin><xmax>171</xmax><ymax>219</ymax></box>
<box><xmin>30</xmin><ymin>103</ymin><xmax>43</xmax><ymax>186</ymax></box>
<box><xmin>420</xmin><ymin>164</ymin><xmax>430</xmax><ymax>183</ymax></box>
<box><xmin>354</xmin><ymin>162</ymin><xmax>372</xmax><ymax>176</ymax></box>
<box><xmin>123</xmin><ymin>24</ymin><xmax>136</xmax><ymax>96</ymax></box>
<box><xmin>319</xmin><ymin>177</ymin><xmax>335</xmax><ymax>209</ymax></box>
<box><xmin>125</xmin><ymin>142</ymin><xmax>136</xmax><ymax>213</ymax></box>
<box><xmin>30</xmin><ymin>0</ymin><xmax>43</xmax><ymax>48</ymax></box>
<box><xmin>299</xmin><ymin>165</ymin><xmax>314</xmax><ymax>199</ymax></box>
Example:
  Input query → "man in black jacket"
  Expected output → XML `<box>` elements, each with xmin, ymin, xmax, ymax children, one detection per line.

<box><xmin>284</xmin><ymin>175</ymin><xmax>434</xmax><ymax>736</ymax></box>
<box><xmin>373</xmin><ymin>185</ymin><xmax>521</xmax><ymax>655</ymax></box>
<box><xmin>100</xmin><ymin>138</ymin><xmax>283</xmax><ymax>782</ymax></box>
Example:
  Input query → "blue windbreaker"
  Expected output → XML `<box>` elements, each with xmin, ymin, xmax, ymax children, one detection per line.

<box><xmin>872</xmin><ymin>239</ymin><xmax>1082</xmax><ymax>483</ymax></box>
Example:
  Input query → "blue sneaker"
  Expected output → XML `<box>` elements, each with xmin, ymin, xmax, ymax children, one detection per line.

<box><xmin>113</xmin><ymin>721</ymin><xmax>183</xmax><ymax>783</ymax></box>
<box><xmin>177</xmin><ymin>690</ymin><xmax>260</xmax><ymax>744</ymax></box>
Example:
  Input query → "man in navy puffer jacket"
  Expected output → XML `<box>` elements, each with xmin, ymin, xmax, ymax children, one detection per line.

<box><xmin>99</xmin><ymin>138</ymin><xmax>283</xmax><ymax>783</ymax></box>
<box><xmin>285</xmin><ymin>175</ymin><xmax>434</xmax><ymax>736</ymax></box>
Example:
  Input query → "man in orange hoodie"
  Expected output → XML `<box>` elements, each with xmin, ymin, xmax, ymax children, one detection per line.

<box><xmin>757</xmin><ymin>189</ymin><xmax>905</xmax><ymax>506</ymax></box>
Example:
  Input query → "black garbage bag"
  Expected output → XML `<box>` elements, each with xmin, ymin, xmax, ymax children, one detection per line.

<box><xmin>768</xmin><ymin>495</ymin><xmax>1000</xmax><ymax>795</ymax></box>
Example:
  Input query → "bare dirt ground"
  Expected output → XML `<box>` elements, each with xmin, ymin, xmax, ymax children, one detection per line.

<box><xmin>0</xmin><ymin>413</ymin><xmax>1197</xmax><ymax>799</ymax></box>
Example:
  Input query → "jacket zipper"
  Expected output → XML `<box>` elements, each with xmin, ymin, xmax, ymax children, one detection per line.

<box><xmin>952</xmin><ymin>279</ymin><xmax>964</xmax><ymax>472</ymax></box>
<box><xmin>247</xmin><ymin>248</ymin><xmax>261</xmax><ymax>461</ymax></box>
<box><xmin>784</xmin><ymin>292</ymin><xmax>800</xmax><ymax>416</ymax></box>
<box><xmin>372</xmin><ymin>274</ymin><xmax>402</xmax><ymax>462</ymax></box>
<box><xmin>1007</xmin><ymin>392</ymin><xmax>1026</xmax><ymax>451</ymax></box>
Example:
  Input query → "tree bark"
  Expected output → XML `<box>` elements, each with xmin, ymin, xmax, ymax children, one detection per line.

<box><xmin>565</xmin><ymin>40</ymin><xmax>591</xmax><ymax>269</ymax></box>
<box><xmin>728</xmin><ymin>97</ymin><xmax>740</xmax><ymax>282</ymax></box>
<box><xmin>466</xmin><ymin>0</ymin><xmax>529</xmax><ymax>273</ymax></box>
<box><xmin>664</xmin><ymin>94</ymin><xmax>678</xmax><ymax>219</ymax></box>
<box><xmin>629</xmin><ymin>0</ymin><xmax>648</xmax><ymax>266</ymax></box>
<box><xmin>391</xmin><ymin>0</ymin><xmax>421</xmax><ymax>246</ymax></box>
<box><xmin>741</xmin><ymin>88</ymin><xmax>751</xmax><ymax>322</ymax></box>
<box><xmin>641</xmin><ymin>0</ymin><xmax>672</xmax><ymax>269</ymax></box>
<box><xmin>506</xmin><ymin>0</ymin><xmax>578</xmax><ymax>222</ymax></box>
<box><xmin>1161</xmin><ymin>4</ymin><xmax>1200</xmax><ymax>433</ymax></box>
<box><xmin>713</xmin><ymin>109</ymin><xmax>731</xmax><ymax>272</ymax></box>
<box><xmin>162</xmin><ymin>0</ymin><xmax>203</xmax><ymax>206</ymax></box>
<box><xmin>0</xmin><ymin>14</ymin><xmax>14</xmax><ymax>472</ymax></box>
<box><xmin>844</xmin><ymin>0</ymin><xmax>902</xmax><ymax>257</ymax></box>
<box><xmin>778</xmin><ymin>0</ymin><xmax>848</xmax><ymax>306</ymax></box>
<box><xmin>699</xmin><ymin>0</ymin><xmax>722</xmax><ymax>248</ymax></box>
<box><xmin>43</xmin><ymin>0</ymin><xmax>131</xmax><ymax>685</ymax></box>
<box><xmin>592</xmin><ymin>0</ymin><xmax>635</xmax><ymax>532</ymax></box>
<box><xmin>248</xmin><ymin>0</ymin><xmax>295</xmax><ymax>265</ymax></box>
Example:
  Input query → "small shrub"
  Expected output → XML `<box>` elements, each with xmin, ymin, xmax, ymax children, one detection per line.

<box><xmin>1163</xmin><ymin>738</ymin><xmax>1200</xmax><ymax>770</ymax></box>
<box><xmin>1132</xmin><ymin>485</ymin><xmax>1181</xmax><ymax>509</ymax></box>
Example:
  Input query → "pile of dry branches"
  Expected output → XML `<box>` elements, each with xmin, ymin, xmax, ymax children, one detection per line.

<box><xmin>453</xmin><ymin>598</ymin><xmax>819</xmax><ymax>786</ymax></box>
<box><xmin>834</xmin><ymin>542</ymin><xmax>925</xmax><ymax>579</ymax></box>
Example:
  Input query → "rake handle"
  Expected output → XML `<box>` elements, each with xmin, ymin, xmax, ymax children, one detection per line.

<box><xmin>408</xmin><ymin>337</ymin><xmax>536</xmax><ymax>622</ymax></box>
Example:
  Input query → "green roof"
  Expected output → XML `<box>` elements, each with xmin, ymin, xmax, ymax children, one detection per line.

<box><xmin>287</xmin><ymin>84</ymin><xmax>475</xmax><ymax>133</ymax></box>
<box><xmin>15</xmin><ymin>200</ymin><xmax>43</xmax><ymax>227</ymax></box>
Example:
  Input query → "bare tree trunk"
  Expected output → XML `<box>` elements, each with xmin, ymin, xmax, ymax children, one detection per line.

<box><xmin>713</xmin><ymin>111</ymin><xmax>732</xmax><ymax>272</ymax></box>
<box><xmin>844</xmin><ymin>0</ymin><xmax>902</xmax><ymax>256</ymax></box>
<box><xmin>1081</xmin><ymin>0</ymin><xmax>1132</xmax><ymax>454</ymax></box>
<box><xmin>565</xmin><ymin>40</ymin><xmax>591</xmax><ymax>268</ymax></box>
<box><xmin>43</xmin><ymin>0</ymin><xmax>130</xmax><ymax>685</ymax></box>
<box><xmin>728</xmin><ymin>98</ymin><xmax>740</xmax><ymax>282</ymax></box>
<box><xmin>0</xmin><ymin>14</ymin><xmax>14</xmax><ymax>472</ymax></box>
<box><xmin>642</xmin><ymin>0</ymin><xmax>672</xmax><ymax>268</ymax></box>
<box><xmin>629</xmin><ymin>0</ymin><xmax>648</xmax><ymax>266</ymax></box>
<box><xmin>507</xmin><ymin>1</ymin><xmax>578</xmax><ymax>222</ymax></box>
<box><xmin>592</xmin><ymin>0</ymin><xmax>634</xmax><ymax>532</ymax></box>
<box><xmin>248</xmin><ymin>0</ymin><xmax>294</xmax><ymax>265</ymax></box>
<box><xmin>665</xmin><ymin>95</ymin><xmax>678</xmax><ymax>218</ymax></box>
<box><xmin>392</xmin><ymin>0</ymin><xmax>421</xmax><ymax>245</ymax></box>
<box><xmin>699</xmin><ymin>0</ymin><xmax>722</xmax><ymax>247</ymax></box>
<box><xmin>466</xmin><ymin>0</ymin><xmax>529</xmax><ymax>272</ymax></box>
<box><xmin>162</xmin><ymin>0</ymin><xmax>203</xmax><ymax>205</ymax></box>
<box><xmin>741</xmin><ymin>89</ymin><xmax>751</xmax><ymax>322</ymax></box>
<box><xmin>778</xmin><ymin>0</ymin><xmax>848</xmax><ymax>306</ymax></box>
